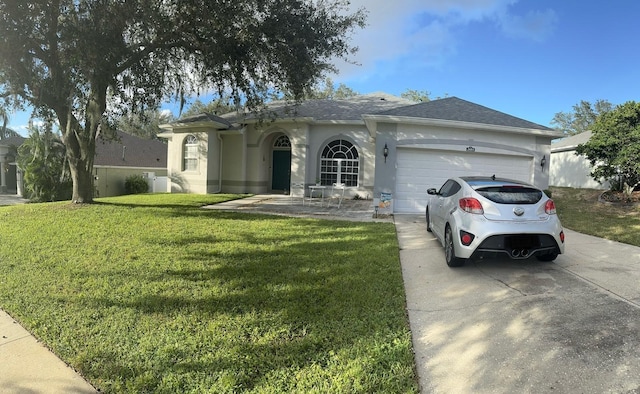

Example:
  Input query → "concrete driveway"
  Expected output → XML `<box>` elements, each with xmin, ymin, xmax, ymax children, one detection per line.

<box><xmin>395</xmin><ymin>214</ymin><xmax>640</xmax><ymax>394</ymax></box>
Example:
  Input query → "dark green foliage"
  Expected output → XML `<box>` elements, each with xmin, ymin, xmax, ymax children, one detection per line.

<box><xmin>116</xmin><ymin>109</ymin><xmax>173</xmax><ymax>140</ymax></box>
<box><xmin>124</xmin><ymin>174</ymin><xmax>149</xmax><ymax>194</ymax></box>
<box><xmin>0</xmin><ymin>0</ymin><xmax>366</xmax><ymax>202</ymax></box>
<box><xmin>16</xmin><ymin>124</ymin><xmax>72</xmax><ymax>202</ymax></box>
<box><xmin>575</xmin><ymin>101</ymin><xmax>640</xmax><ymax>197</ymax></box>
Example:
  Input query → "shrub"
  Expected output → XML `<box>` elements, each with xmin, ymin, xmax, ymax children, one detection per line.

<box><xmin>125</xmin><ymin>174</ymin><xmax>149</xmax><ymax>194</ymax></box>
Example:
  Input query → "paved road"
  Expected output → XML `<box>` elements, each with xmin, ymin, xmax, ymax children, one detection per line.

<box><xmin>395</xmin><ymin>214</ymin><xmax>640</xmax><ymax>394</ymax></box>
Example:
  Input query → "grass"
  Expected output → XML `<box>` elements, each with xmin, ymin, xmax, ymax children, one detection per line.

<box><xmin>551</xmin><ymin>186</ymin><xmax>640</xmax><ymax>247</ymax></box>
<box><xmin>0</xmin><ymin>194</ymin><xmax>417</xmax><ymax>393</ymax></box>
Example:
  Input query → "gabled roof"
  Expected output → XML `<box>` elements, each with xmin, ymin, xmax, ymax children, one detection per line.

<box><xmin>94</xmin><ymin>131</ymin><xmax>167</xmax><ymax>168</ymax></box>
<box><xmin>376</xmin><ymin>97</ymin><xmax>553</xmax><ymax>131</ymax></box>
<box><xmin>551</xmin><ymin>130</ymin><xmax>591</xmax><ymax>152</ymax></box>
<box><xmin>164</xmin><ymin>93</ymin><xmax>556</xmax><ymax>134</ymax></box>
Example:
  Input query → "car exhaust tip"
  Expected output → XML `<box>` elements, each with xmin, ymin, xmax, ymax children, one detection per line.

<box><xmin>521</xmin><ymin>249</ymin><xmax>530</xmax><ymax>258</ymax></box>
<box><xmin>511</xmin><ymin>249</ymin><xmax>521</xmax><ymax>258</ymax></box>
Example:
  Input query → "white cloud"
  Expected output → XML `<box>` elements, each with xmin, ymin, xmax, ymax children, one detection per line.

<box><xmin>334</xmin><ymin>0</ymin><xmax>557</xmax><ymax>80</ymax></box>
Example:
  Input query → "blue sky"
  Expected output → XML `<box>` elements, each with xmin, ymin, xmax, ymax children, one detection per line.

<box><xmin>6</xmin><ymin>0</ymin><xmax>640</xmax><ymax>134</ymax></box>
<box><xmin>331</xmin><ymin>0</ymin><xmax>640</xmax><ymax>127</ymax></box>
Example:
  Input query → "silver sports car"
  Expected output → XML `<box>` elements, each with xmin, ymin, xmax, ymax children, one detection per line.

<box><xmin>426</xmin><ymin>176</ymin><xmax>565</xmax><ymax>267</ymax></box>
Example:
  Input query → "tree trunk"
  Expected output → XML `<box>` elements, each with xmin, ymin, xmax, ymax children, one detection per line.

<box><xmin>58</xmin><ymin>110</ymin><xmax>98</xmax><ymax>204</ymax></box>
<box><xmin>68</xmin><ymin>153</ymin><xmax>95</xmax><ymax>203</ymax></box>
<box><xmin>59</xmin><ymin>86</ymin><xmax>104</xmax><ymax>204</ymax></box>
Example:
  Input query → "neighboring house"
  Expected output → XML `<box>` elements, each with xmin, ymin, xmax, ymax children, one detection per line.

<box><xmin>10</xmin><ymin>131</ymin><xmax>167</xmax><ymax>198</ymax></box>
<box><xmin>550</xmin><ymin>131</ymin><xmax>610</xmax><ymax>190</ymax></box>
<box><xmin>93</xmin><ymin>131</ymin><xmax>168</xmax><ymax>197</ymax></box>
<box><xmin>0</xmin><ymin>135</ymin><xmax>25</xmax><ymax>194</ymax></box>
<box><xmin>159</xmin><ymin>94</ymin><xmax>561</xmax><ymax>214</ymax></box>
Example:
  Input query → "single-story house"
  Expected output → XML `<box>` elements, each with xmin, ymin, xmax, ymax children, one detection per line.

<box><xmin>550</xmin><ymin>131</ymin><xmax>610</xmax><ymax>189</ymax></box>
<box><xmin>158</xmin><ymin>94</ymin><xmax>562</xmax><ymax>214</ymax></box>
<box><xmin>93</xmin><ymin>131</ymin><xmax>168</xmax><ymax>197</ymax></box>
<box><xmin>8</xmin><ymin>131</ymin><xmax>167</xmax><ymax>198</ymax></box>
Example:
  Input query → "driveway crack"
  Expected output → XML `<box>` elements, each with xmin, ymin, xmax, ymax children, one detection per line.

<box><xmin>473</xmin><ymin>264</ymin><xmax>528</xmax><ymax>296</ymax></box>
<box><xmin>494</xmin><ymin>278</ymin><xmax>527</xmax><ymax>296</ymax></box>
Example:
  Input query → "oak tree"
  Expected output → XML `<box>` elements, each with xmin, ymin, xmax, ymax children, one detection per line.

<box><xmin>0</xmin><ymin>0</ymin><xmax>365</xmax><ymax>202</ymax></box>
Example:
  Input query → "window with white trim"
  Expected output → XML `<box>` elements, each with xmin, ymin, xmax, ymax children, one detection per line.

<box><xmin>183</xmin><ymin>134</ymin><xmax>198</xmax><ymax>171</ymax></box>
<box><xmin>320</xmin><ymin>139</ymin><xmax>359</xmax><ymax>186</ymax></box>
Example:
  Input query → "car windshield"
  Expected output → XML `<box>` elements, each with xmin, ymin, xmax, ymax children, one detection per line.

<box><xmin>476</xmin><ymin>186</ymin><xmax>542</xmax><ymax>204</ymax></box>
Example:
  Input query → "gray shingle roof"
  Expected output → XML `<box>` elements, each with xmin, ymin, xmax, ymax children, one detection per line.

<box><xmin>220</xmin><ymin>93</ymin><xmax>414</xmax><ymax>123</ymax></box>
<box><xmin>551</xmin><ymin>130</ymin><xmax>591</xmax><ymax>152</ymax></box>
<box><xmin>176</xmin><ymin>113</ymin><xmax>233</xmax><ymax>128</ymax></box>
<box><xmin>94</xmin><ymin>131</ymin><xmax>167</xmax><ymax>168</ymax></box>
<box><xmin>377</xmin><ymin>97</ymin><xmax>553</xmax><ymax>130</ymax></box>
<box><xmin>181</xmin><ymin>94</ymin><xmax>554</xmax><ymax>132</ymax></box>
<box><xmin>0</xmin><ymin>136</ymin><xmax>26</xmax><ymax>147</ymax></box>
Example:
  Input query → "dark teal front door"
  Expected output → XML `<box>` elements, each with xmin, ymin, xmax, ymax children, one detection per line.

<box><xmin>272</xmin><ymin>150</ymin><xmax>291</xmax><ymax>191</ymax></box>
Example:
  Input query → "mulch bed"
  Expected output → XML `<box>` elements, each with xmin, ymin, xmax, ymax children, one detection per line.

<box><xmin>599</xmin><ymin>190</ymin><xmax>640</xmax><ymax>204</ymax></box>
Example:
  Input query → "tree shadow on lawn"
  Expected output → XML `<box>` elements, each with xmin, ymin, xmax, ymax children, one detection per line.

<box><xmin>71</xmin><ymin>218</ymin><xmax>413</xmax><ymax>392</ymax></box>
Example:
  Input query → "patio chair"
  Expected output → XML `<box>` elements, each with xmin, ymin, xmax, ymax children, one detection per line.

<box><xmin>290</xmin><ymin>182</ymin><xmax>306</xmax><ymax>205</ymax></box>
<box><xmin>330</xmin><ymin>183</ymin><xmax>346</xmax><ymax>208</ymax></box>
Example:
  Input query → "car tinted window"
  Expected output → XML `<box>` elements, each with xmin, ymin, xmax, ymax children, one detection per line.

<box><xmin>439</xmin><ymin>180</ymin><xmax>461</xmax><ymax>197</ymax></box>
<box><xmin>476</xmin><ymin>186</ymin><xmax>542</xmax><ymax>204</ymax></box>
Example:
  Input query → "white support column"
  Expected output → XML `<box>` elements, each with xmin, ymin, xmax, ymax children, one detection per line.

<box><xmin>0</xmin><ymin>159</ymin><xmax>6</xmax><ymax>193</ymax></box>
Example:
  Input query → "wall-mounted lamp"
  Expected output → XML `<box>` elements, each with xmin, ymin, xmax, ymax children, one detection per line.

<box><xmin>540</xmin><ymin>155</ymin><xmax>547</xmax><ymax>170</ymax></box>
<box><xmin>383</xmin><ymin>143</ymin><xmax>389</xmax><ymax>163</ymax></box>
<box><xmin>466</xmin><ymin>146</ymin><xmax>475</xmax><ymax>152</ymax></box>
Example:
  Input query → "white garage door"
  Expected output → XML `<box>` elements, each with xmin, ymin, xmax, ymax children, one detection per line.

<box><xmin>394</xmin><ymin>148</ymin><xmax>533</xmax><ymax>213</ymax></box>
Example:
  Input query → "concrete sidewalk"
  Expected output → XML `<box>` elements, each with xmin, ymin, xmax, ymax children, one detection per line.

<box><xmin>0</xmin><ymin>309</ymin><xmax>97</xmax><ymax>393</ymax></box>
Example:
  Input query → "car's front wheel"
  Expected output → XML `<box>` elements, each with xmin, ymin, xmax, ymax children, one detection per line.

<box><xmin>426</xmin><ymin>207</ymin><xmax>432</xmax><ymax>232</ymax></box>
<box><xmin>445</xmin><ymin>226</ymin><xmax>465</xmax><ymax>267</ymax></box>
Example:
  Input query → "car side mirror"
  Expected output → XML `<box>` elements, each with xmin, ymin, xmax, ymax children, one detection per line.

<box><xmin>427</xmin><ymin>188</ymin><xmax>438</xmax><ymax>195</ymax></box>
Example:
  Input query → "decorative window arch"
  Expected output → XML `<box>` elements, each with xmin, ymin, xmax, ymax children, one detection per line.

<box><xmin>183</xmin><ymin>134</ymin><xmax>198</xmax><ymax>171</ymax></box>
<box><xmin>273</xmin><ymin>135</ymin><xmax>291</xmax><ymax>149</ymax></box>
<box><xmin>319</xmin><ymin>139</ymin><xmax>359</xmax><ymax>186</ymax></box>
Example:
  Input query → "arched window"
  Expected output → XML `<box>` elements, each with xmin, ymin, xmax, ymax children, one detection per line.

<box><xmin>273</xmin><ymin>135</ymin><xmax>291</xmax><ymax>149</ymax></box>
<box><xmin>320</xmin><ymin>139</ymin><xmax>359</xmax><ymax>186</ymax></box>
<box><xmin>183</xmin><ymin>134</ymin><xmax>198</xmax><ymax>171</ymax></box>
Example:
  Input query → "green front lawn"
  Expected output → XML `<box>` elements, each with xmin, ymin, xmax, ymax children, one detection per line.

<box><xmin>0</xmin><ymin>194</ymin><xmax>417</xmax><ymax>393</ymax></box>
<box><xmin>551</xmin><ymin>187</ymin><xmax>640</xmax><ymax>247</ymax></box>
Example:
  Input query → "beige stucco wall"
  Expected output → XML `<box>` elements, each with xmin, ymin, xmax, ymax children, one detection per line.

<box><xmin>163</xmin><ymin>117</ymin><xmax>556</xmax><ymax>201</ymax></box>
<box><xmin>94</xmin><ymin>166</ymin><xmax>168</xmax><ymax>197</ymax></box>
<box><xmin>163</xmin><ymin>120</ymin><xmax>376</xmax><ymax>198</ymax></box>
<box><xmin>165</xmin><ymin>131</ymin><xmax>211</xmax><ymax>194</ymax></box>
<box><xmin>550</xmin><ymin>149</ymin><xmax>609</xmax><ymax>189</ymax></box>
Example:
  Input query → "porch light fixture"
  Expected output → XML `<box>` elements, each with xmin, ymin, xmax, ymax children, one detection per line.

<box><xmin>541</xmin><ymin>155</ymin><xmax>547</xmax><ymax>170</ymax></box>
<box><xmin>383</xmin><ymin>143</ymin><xmax>389</xmax><ymax>163</ymax></box>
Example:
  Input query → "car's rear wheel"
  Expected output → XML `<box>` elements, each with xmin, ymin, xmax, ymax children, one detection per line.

<box><xmin>445</xmin><ymin>226</ymin><xmax>465</xmax><ymax>267</ymax></box>
<box><xmin>536</xmin><ymin>252</ymin><xmax>559</xmax><ymax>262</ymax></box>
<box><xmin>426</xmin><ymin>207</ymin><xmax>432</xmax><ymax>232</ymax></box>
